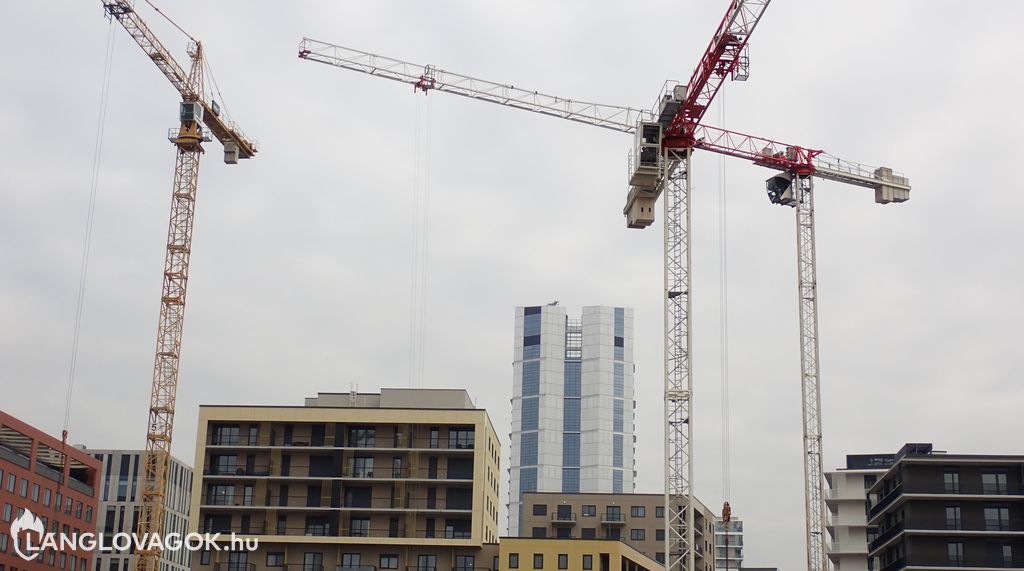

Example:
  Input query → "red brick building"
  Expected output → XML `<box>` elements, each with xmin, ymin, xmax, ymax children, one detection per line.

<box><xmin>0</xmin><ymin>411</ymin><xmax>101</xmax><ymax>571</ymax></box>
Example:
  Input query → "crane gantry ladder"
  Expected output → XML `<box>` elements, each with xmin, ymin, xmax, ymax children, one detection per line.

<box><xmin>298</xmin><ymin>2</ymin><xmax>910</xmax><ymax>570</ymax></box>
<box><xmin>101</xmin><ymin>3</ymin><xmax>257</xmax><ymax>571</ymax></box>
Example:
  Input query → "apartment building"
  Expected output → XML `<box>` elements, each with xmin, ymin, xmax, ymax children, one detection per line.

<box><xmin>0</xmin><ymin>411</ymin><xmax>101</xmax><ymax>571</ymax></box>
<box><xmin>190</xmin><ymin>389</ymin><xmax>501</xmax><ymax>571</ymax></box>
<box><xmin>499</xmin><ymin>538</ymin><xmax>660</xmax><ymax>571</ymax></box>
<box><xmin>868</xmin><ymin>443</ymin><xmax>1024</xmax><ymax>571</ymax></box>
<box><xmin>826</xmin><ymin>452</ymin><xmax>896</xmax><ymax>571</ymax></box>
<box><xmin>82</xmin><ymin>450</ymin><xmax>193</xmax><ymax>571</ymax></box>
<box><xmin>509</xmin><ymin>305</ymin><xmax>636</xmax><ymax>535</ymax></box>
<box><xmin>518</xmin><ymin>491</ymin><xmax>716</xmax><ymax>571</ymax></box>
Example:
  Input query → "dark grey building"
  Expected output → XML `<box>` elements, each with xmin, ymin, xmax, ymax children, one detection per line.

<box><xmin>868</xmin><ymin>443</ymin><xmax>1024</xmax><ymax>571</ymax></box>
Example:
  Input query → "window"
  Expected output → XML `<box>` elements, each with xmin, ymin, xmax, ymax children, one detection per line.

<box><xmin>449</xmin><ymin>427</ymin><xmax>474</xmax><ymax>449</ymax></box>
<box><xmin>44</xmin><ymin>489</ymin><xmax>51</xmax><ymax>507</ymax></box>
<box><xmin>417</xmin><ymin>555</ymin><xmax>436</xmax><ymax>571</ymax></box>
<box><xmin>533</xmin><ymin>504</ymin><xmax>548</xmax><ymax>516</ymax></box>
<box><xmin>508</xmin><ymin>554</ymin><xmax>520</xmax><ymax>569</ymax></box>
<box><xmin>210</xmin><ymin>454</ymin><xmax>237</xmax><ymax>476</ymax></box>
<box><xmin>522</xmin><ymin>398</ymin><xmax>540</xmax><ymax>431</ymax></box>
<box><xmin>631</xmin><ymin>506</ymin><xmax>646</xmax><ymax>518</ymax></box>
<box><xmin>945</xmin><ymin>506</ymin><xmax>962</xmax><ymax>530</ymax></box>
<box><xmin>944</xmin><ymin>472</ymin><xmax>960</xmax><ymax>494</ymax></box>
<box><xmin>608</xmin><ymin>527</ymin><xmax>621</xmax><ymax>540</ymax></box>
<box><xmin>19</xmin><ymin>479</ymin><xmax>28</xmax><ymax>497</ymax></box>
<box><xmin>1001</xmin><ymin>545</ymin><xmax>1013</xmax><ymax>568</ymax></box>
<box><xmin>85</xmin><ymin>506</ymin><xmax>92</xmax><ymax>523</ymax></box>
<box><xmin>656</xmin><ymin>553</ymin><xmax>665</xmax><ymax>564</ymax></box>
<box><xmin>247</xmin><ymin>425</ymin><xmax>259</xmax><ymax>446</ymax></box>
<box><xmin>266</xmin><ymin>553</ymin><xmax>283</xmax><ymax>567</ymax></box>
<box><xmin>349</xmin><ymin>427</ymin><xmax>375</xmax><ymax>448</ymax></box>
<box><xmin>983</xmin><ymin>473</ymin><xmax>1008</xmax><ymax>495</ymax></box>
<box><xmin>864</xmin><ymin>474</ymin><xmax>878</xmax><ymax>489</ymax></box>
<box><xmin>65</xmin><ymin>497</ymin><xmax>72</xmax><ymax>514</ymax></box>
<box><xmin>74</xmin><ymin>502</ymin><xmax>82</xmax><ymax>519</ymax></box>
<box><xmin>582</xmin><ymin>555</ymin><xmax>593</xmax><ymax>570</ymax></box>
<box><xmin>212</xmin><ymin>425</ymin><xmax>240</xmax><ymax>445</ymax></box>
<box><xmin>208</xmin><ymin>485</ymin><xmax>234</xmax><ymax>506</ymax></box>
<box><xmin>582</xmin><ymin>505</ymin><xmax>596</xmax><ymax>517</ymax></box>
<box><xmin>31</xmin><ymin>483</ymin><xmax>40</xmax><ymax>502</ymax></box>
<box><xmin>341</xmin><ymin>554</ymin><xmax>361</xmax><ymax>568</ymax></box>
<box><xmin>581</xmin><ymin>528</ymin><xmax>596</xmax><ymax>539</ymax></box>
<box><xmin>947</xmin><ymin>542</ymin><xmax>965</xmax><ymax>567</ymax></box>
<box><xmin>200</xmin><ymin>551</ymin><xmax>211</xmax><ymax>566</ymax></box>
<box><xmin>348</xmin><ymin>517</ymin><xmax>370</xmax><ymax>537</ymax></box>
<box><xmin>656</xmin><ymin>528</ymin><xmax>665</xmax><ymax>541</ymax></box>
<box><xmin>305</xmin><ymin>517</ymin><xmax>329</xmax><ymax>536</ymax></box>
<box><xmin>351</xmin><ymin>457</ymin><xmax>374</xmax><ymax>478</ymax></box>
<box><xmin>5</xmin><ymin>474</ymin><xmax>14</xmax><ymax>492</ymax></box>
<box><xmin>558</xmin><ymin>554</ymin><xmax>568</xmax><ymax>570</ymax></box>
<box><xmin>985</xmin><ymin>507</ymin><xmax>1010</xmax><ymax>531</ymax></box>
<box><xmin>531</xmin><ymin>527</ymin><xmax>546</xmax><ymax>538</ymax></box>
<box><xmin>533</xmin><ymin>554</ymin><xmax>544</xmax><ymax>569</ymax></box>
<box><xmin>429</xmin><ymin>427</ymin><xmax>440</xmax><ymax>448</ymax></box>
<box><xmin>379</xmin><ymin>555</ymin><xmax>398</xmax><ymax>570</ymax></box>
<box><xmin>2</xmin><ymin>504</ymin><xmax>11</xmax><ymax>522</ymax></box>
<box><xmin>302</xmin><ymin>552</ymin><xmax>322</xmax><ymax>571</ymax></box>
<box><xmin>656</xmin><ymin>506</ymin><xmax>665</xmax><ymax>518</ymax></box>
<box><xmin>455</xmin><ymin>555</ymin><xmax>475</xmax><ymax>571</ymax></box>
<box><xmin>631</xmin><ymin>528</ymin><xmax>646</xmax><ymax>541</ymax></box>
<box><xmin>0</xmin><ymin>532</ymin><xmax>7</xmax><ymax>553</ymax></box>
<box><xmin>606</xmin><ymin>505</ymin><xmax>622</xmax><ymax>521</ymax></box>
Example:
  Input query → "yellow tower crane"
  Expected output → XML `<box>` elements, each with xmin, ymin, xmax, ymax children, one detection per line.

<box><xmin>100</xmin><ymin>3</ymin><xmax>257</xmax><ymax>570</ymax></box>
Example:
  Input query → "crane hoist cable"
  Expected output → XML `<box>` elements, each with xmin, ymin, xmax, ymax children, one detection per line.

<box><xmin>408</xmin><ymin>93</ymin><xmax>433</xmax><ymax>388</ymax></box>
<box><xmin>718</xmin><ymin>85</ymin><xmax>735</xmax><ymax>571</ymax></box>
<box><xmin>63</xmin><ymin>21</ymin><xmax>118</xmax><ymax>439</ymax></box>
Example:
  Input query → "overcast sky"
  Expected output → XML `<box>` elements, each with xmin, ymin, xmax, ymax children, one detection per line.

<box><xmin>3</xmin><ymin>1</ymin><xmax>1024</xmax><ymax>569</ymax></box>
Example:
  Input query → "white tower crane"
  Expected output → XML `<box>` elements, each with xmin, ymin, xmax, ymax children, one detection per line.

<box><xmin>297</xmin><ymin>3</ymin><xmax>910</xmax><ymax>570</ymax></box>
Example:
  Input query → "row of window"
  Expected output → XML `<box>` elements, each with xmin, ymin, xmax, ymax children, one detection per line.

<box><xmin>531</xmin><ymin>525</ymin><xmax>663</xmax><ymax>541</ymax></box>
<box><xmin>201</xmin><ymin>551</ymin><xmax>478</xmax><ymax>571</ymax></box>
<box><xmin>0</xmin><ymin>533</ymin><xmax>89</xmax><ymax>571</ymax></box>
<box><xmin>212</xmin><ymin>425</ymin><xmax>475</xmax><ymax>450</ymax></box>
<box><xmin>1</xmin><ymin>470</ymin><xmax>93</xmax><ymax>522</ymax></box>
<box><xmin>943</xmin><ymin>471</ymin><xmax>1009</xmax><ymax>494</ymax></box>
<box><xmin>508</xmin><ymin>552</ymin><xmax>596</xmax><ymax>570</ymax></box>
<box><xmin>534</xmin><ymin>504</ymin><xmax>653</xmax><ymax>518</ymax></box>
<box><xmin>944</xmin><ymin>505</ymin><xmax>1014</xmax><ymax>531</ymax></box>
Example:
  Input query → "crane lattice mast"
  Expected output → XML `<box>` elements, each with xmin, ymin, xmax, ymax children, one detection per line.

<box><xmin>101</xmin><ymin>3</ymin><xmax>256</xmax><ymax>571</ymax></box>
<box><xmin>298</xmin><ymin>1</ymin><xmax>909</xmax><ymax>570</ymax></box>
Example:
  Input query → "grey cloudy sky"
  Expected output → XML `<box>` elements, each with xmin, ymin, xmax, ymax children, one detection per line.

<box><xmin>3</xmin><ymin>1</ymin><xmax>1023</xmax><ymax>569</ymax></box>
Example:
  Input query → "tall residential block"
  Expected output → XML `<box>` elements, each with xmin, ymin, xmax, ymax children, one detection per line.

<box><xmin>82</xmin><ymin>450</ymin><xmax>193</xmax><ymax>571</ymax></box>
<box><xmin>826</xmin><ymin>452</ymin><xmax>896</xmax><ymax>571</ymax></box>
<box><xmin>190</xmin><ymin>389</ymin><xmax>501</xmax><ymax>571</ymax></box>
<box><xmin>509</xmin><ymin>304</ymin><xmax>636</xmax><ymax>535</ymax></box>
<box><xmin>868</xmin><ymin>443</ymin><xmax>1024</xmax><ymax>571</ymax></box>
<box><xmin>518</xmin><ymin>491</ymin><xmax>717</xmax><ymax>571</ymax></box>
<box><xmin>0</xmin><ymin>411</ymin><xmax>101</xmax><ymax>571</ymax></box>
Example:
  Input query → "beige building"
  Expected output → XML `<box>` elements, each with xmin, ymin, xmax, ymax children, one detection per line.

<box><xmin>189</xmin><ymin>389</ymin><xmax>501</xmax><ymax>571</ymax></box>
<box><xmin>499</xmin><ymin>537</ymin><xmax>661</xmax><ymax>571</ymax></box>
<box><xmin>518</xmin><ymin>491</ymin><xmax>717</xmax><ymax>571</ymax></box>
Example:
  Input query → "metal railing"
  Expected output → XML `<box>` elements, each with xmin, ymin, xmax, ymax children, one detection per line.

<box><xmin>551</xmin><ymin>512</ymin><xmax>577</xmax><ymax>523</ymax></box>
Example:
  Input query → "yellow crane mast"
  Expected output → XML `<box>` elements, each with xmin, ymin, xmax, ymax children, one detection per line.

<box><xmin>100</xmin><ymin>3</ymin><xmax>257</xmax><ymax>570</ymax></box>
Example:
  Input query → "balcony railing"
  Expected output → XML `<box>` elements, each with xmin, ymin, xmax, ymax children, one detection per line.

<box><xmin>601</xmin><ymin>512</ymin><xmax>625</xmax><ymax>524</ymax></box>
<box><xmin>213</xmin><ymin>564</ymin><xmax>256</xmax><ymax>571</ymax></box>
<box><xmin>870</xmin><ymin>482</ymin><xmax>1024</xmax><ymax>518</ymax></box>
<box><xmin>868</xmin><ymin>484</ymin><xmax>904</xmax><ymax>519</ymax></box>
<box><xmin>201</xmin><ymin>524</ymin><xmax>472</xmax><ymax>540</ymax></box>
<box><xmin>871</xmin><ymin>517</ymin><xmax>1024</xmax><ymax>552</ymax></box>
<box><xmin>551</xmin><ymin>512</ymin><xmax>577</xmax><ymax>524</ymax></box>
<box><xmin>207</xmin><ymin>436</ymin><xmax>474</xmax><ymax>451</ymax></box>
<box><xmin>202</xmin><ymin>464</ymin><xmax>473</xmax><ymax>481</ymax></box>
<box><xmin>200</xmin><ymin>494</ymin><xmax>472</xmax><ymax>511</ymax></box>
<box><xmin>878</xmin><ymin>557</ymin><xmax>905</xmax><ymax>571</ymax></box>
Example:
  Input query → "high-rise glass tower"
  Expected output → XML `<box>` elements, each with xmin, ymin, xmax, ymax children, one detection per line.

<box><xmin>508</xmin><ymin>304</ymin><xmax>636</xmax><ymax>535</ymax></box>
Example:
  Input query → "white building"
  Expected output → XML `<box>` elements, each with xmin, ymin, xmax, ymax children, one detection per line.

<box><xmin>826</xmin><ymin>453</ymin><xmax>895</xmax><ymax>571</ymax></box>
<box><xmin>84</xmin><ymin>449</ymin><xmax>193</xmax><ymax>571</ymax></box>
<box><xmin>715</xmin><ymin>517</ymin><xmax>744</xmax><ymax>570</ymax></box>
<box><xmin>508</xmin><ymin>304</ymin><xmax>636</xmax><ymax>535</ymax></box>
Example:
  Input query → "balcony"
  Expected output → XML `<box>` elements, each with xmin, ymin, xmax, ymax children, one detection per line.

<box><xmin>551</xmin><ymin>512</ymin><xmax>577</xmax><ymax>526</ymax></box>
<box><xmin>868</xmin><ymin>484</ymin><xmax>904</xmax><ymax>519</ymax></box>
<box><xmin>828</xmin><ymin>542</ymin><xmax>867</xmax><ymax>555</ymax></box>
<box><xmin>869</xmin><ymin>482</ymin><xmax>1024</xmax><ymax>519</ymax></box>
<box><xmin>878</xmin><ymin>557</ymin><xmax>905</xmax><ymax>571</ymax></box>
<box><xmin>870</xmin><ymin>518</ymin><xmax>1024</xmax><ymax>553</ymax></box>
<box><xmin>213</xmin><ymin>564</ymin><xmax>256</xmax><ymax>571</ymax></box>
<box><xmin>201</xmin><ymin>494</ymin><xmax>473</xmax><ymax>512</ymax></box>
<box><xmin>202</xmin><ymin>464</ymin><xmax>473</xmax><ymax>482</ymax></box>
<box><xmin>601</xmin><ymin>511</ymin><xmax>626</xmax><ymax>525</ymax></box>
<box><xmin>202</xmin><ymin>524</ymin><xmax>473</xmax><ymax>540</ymax></box>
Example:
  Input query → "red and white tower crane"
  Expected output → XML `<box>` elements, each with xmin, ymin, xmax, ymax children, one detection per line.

<box><xmin>100</xmin><ymin>3</ymin><xmax>257</xmax><ymax>571</ymax></box>
<box><xmin>298</xmin><ymin>2</ymin><xmax>909</xmax><ymax>571</ymax></box>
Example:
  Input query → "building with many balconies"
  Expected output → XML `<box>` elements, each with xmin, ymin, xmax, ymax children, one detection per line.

<box><xmin>826</xmin><ymin>452</ymin><xmax>896</xmax><ymax>571</ymax></box>
<box><xmin>867</xmin><ymin>443</ymin><xmax>1024</xmax><ymax>571</ymax></box>
<box><xmin>189</xmin><ymin>389</ymin><xmax>501</xmax><ymax>571</ymax></box>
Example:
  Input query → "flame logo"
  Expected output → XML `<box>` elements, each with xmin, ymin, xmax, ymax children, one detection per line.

<box><xmin>11</xmin><ymin>508</ymin><xmax>45</xmax><ymax>561</ymax></box>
